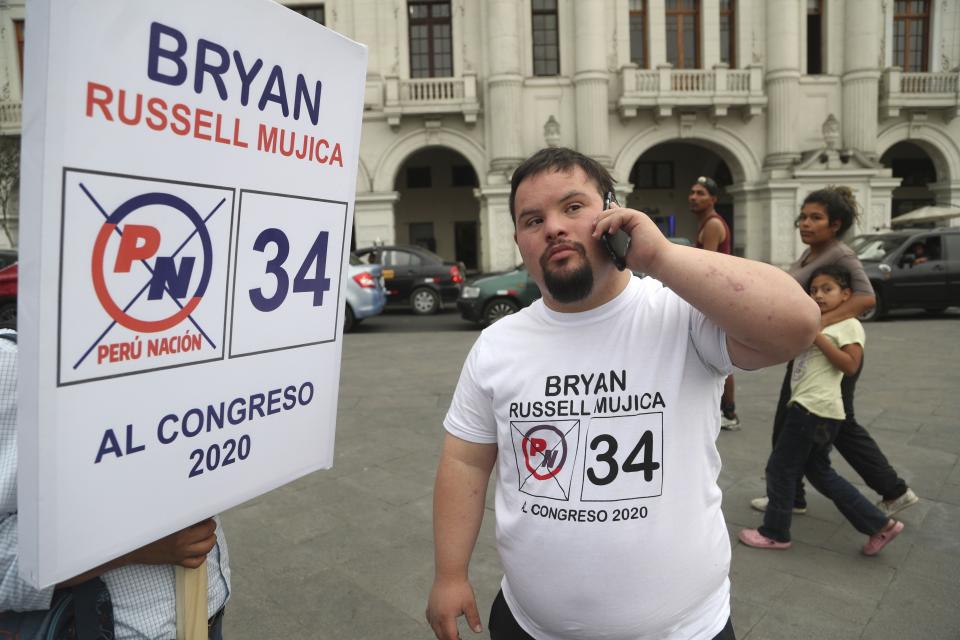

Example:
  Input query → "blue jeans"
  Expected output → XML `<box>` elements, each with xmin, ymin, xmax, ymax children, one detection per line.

<box><xmin>772</xmin><ymin>360</ymin><xmax>907</xmax><ymax>505</ymax></box>
<box><xmin>761</xmin><ymin>404</ymin><xmax>889</xmax><ymax>543</ymax></box>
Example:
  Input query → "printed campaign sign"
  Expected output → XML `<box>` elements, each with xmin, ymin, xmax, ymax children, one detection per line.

<box><xmin>17</xmin><ymin>0</ymin><xmax>367</xmax><ymax>586</ymax></box>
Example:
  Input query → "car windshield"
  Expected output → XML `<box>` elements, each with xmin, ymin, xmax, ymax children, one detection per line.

<box><xmin>846</xmin><ymin>235</ymin><xmax>875</xmax><ymax>253</ymax></box>
<box><xmin>854</xmin><ymin>235</ymin><xmax>910</xmax><ymax>261</ymax></box>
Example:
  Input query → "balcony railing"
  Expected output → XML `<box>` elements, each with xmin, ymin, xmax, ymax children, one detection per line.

<box><xmin>880</xmin><ymin>68</ymin><xmax>960</xmax><ymax>119</ymax></box>
<box><xmin>0</xmin><ymin>102</ymin><xmax>21</xmax><ymax>135</ymax></box>
<box><xmin>377</xmin><ymin>74</ymin><xmax>480</xmax><ymax>127</ymax></box>
<box><xmin>618</xmin><ymin>64</ymin><xmax>766</xmax><ymax>119</ymax></box>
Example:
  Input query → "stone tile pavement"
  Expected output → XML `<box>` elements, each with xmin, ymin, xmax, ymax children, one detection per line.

<box><xmin>222</xmin><ymin>310</ymin><xmax>960</xmax><ymax>639</ymax></box>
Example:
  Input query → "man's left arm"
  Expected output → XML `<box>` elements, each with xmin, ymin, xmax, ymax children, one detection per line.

<box><xmin>595</xmin><ymin>207</ymin><xmax>820</xmax><ymax>369</ymax></box>
<box><xmin>698</xmin><ymin>217</ymin><xmax>725</xmax><ymax>252</ymax></box>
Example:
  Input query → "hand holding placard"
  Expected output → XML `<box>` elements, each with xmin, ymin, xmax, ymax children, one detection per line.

<box><xmin>129</xmin><ymin>518</ymin><xmax>217</xmax><ymax>568</ymax></box>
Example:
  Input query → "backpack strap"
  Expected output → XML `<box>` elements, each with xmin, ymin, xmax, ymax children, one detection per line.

<box><xmin>63</xmin><ymin>578</ymin><xmax>114</xmax><ymax>640</ymax></box>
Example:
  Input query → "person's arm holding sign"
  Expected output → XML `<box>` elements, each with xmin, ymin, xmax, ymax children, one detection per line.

<box><xmin>1</xmin><ymin>516</ymin><xmax>216</xmax><ymax>596</ymax></box>
<box><xmin>426</xmin><ymin>435</ymin><xmax>497</xmax><ymax>640</ymax></box>
<box><xmin>593</xmin><ymin>206</ymin><xmax>820</xmax><ymax>368</ymax></box>
<box><xmin>55</xmin><ymin>519</ymin><xmax>218</xmax><ymax>588</ymax></box>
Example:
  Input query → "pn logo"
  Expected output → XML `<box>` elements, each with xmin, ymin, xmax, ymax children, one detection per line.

<box><xmin>58</xmin><ymin>169</ymin><xmax>232</xmax><ymax>386</ymax></box>
<box><xmin>510</xmin><ymin>419</ymin><xmax>580</xmax><ymax>501</ymax></box>
<box><xmin>92</xmin><ymin>192</ymin><xmax>213</xmax><ymax>333</ymax></box>
<box><xmin>521</xmin><ymin>424</ymin><xmax>567</xmax><ymax>480</ymax></box>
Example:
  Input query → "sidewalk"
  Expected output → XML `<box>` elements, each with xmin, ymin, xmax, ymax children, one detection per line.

<box><xmin>222</xmin><ymin>312</ymin><xmax>960</xmax><ymax>639</ymax></box>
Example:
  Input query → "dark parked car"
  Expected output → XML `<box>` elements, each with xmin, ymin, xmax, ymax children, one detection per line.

<box><xmin>458</xmin><ymin>264</ymin><xmax>541</xmax><ymax>326</ymax></box>
<box><xmin>852</xmin><ymin>227</ymin><xmax>960</xmax><ymax>321</ymax></box>
<box><xmin>354</xmin><ymin>245</ymin><xmax>465</xmax><ymax>315</ymax></box>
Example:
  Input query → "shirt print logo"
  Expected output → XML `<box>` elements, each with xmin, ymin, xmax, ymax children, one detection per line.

<box><xmin>510</xmin><ymin>420</ymin><xmax>580</xmax><ymax>501</ymax></box>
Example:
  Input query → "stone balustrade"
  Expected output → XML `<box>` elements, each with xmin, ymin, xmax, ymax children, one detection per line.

<box><xmin>0</xmin><ymin>102</ymin><xmax>21</xmax><ymax>135</ymax></box>
<box><xmin>618</xmin><ymin>64</ymin><xmax>766</xmax><ymax>119</ymax></box>
<box><xmin>880</xmin><ymin>67</ymin><xmax>960</xmax><ymax>119</ymax></box>
<box><xmin>377</xmin><ymin>73</ymin><xmax>480</xmax><ymax>128</ymax></box>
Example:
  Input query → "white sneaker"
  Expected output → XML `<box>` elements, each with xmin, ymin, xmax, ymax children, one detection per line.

<box><xmin>720</xmin><ymin>414</ymin><xmax>741</xmax><ymax>431</ymax></box>
<box><xmin>876</xmin><ymin>489</ymin><xmax>919</xmax><ymax>517</ymax></box>
<box><xmin>750</xmin><ymin>496</ymin><xmax>807</xmax><ymax>515</ymax></box>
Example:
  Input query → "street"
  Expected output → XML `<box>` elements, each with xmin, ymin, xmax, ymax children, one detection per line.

<box><xmin>222</xmin><ymin>307</ymin><xmax>960</xmax><ymax>639</ymax></box>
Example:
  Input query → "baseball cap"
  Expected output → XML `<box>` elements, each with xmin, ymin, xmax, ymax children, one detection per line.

<box><xmin>696</xmin><ymin>176</ymin><xmax>719</xmax><ymax>196</ymax></box>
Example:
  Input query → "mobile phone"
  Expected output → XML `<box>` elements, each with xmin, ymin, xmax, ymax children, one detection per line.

<box><xmin>600</xmin><ymin>192</ymin><xmax>630</xmax><ymax>271</ymax></box>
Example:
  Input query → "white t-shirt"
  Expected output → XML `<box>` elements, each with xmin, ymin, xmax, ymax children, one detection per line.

<box><xmin>445</xmin><ymin>276</ymin><xmax>734</xmax><ymax>640</ymax></box>
<box><xmin>790</xmin><ymin>317</ymin><xmax>866</xmax><ymax>420</ymax></box>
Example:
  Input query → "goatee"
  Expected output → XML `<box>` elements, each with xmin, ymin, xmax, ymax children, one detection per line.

<box><xmin>540</xmin><ymin>242</ymin><xmax>594</xmax><ymax>303</ymax></box>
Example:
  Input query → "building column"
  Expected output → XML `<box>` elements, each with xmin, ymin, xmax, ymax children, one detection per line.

<box><xmin>865</xmin><ymin>176</ymin><xmax>902</xmax><ymax>232</ymax></box>
<box><xmin>573</xmin><ymin>0</ymin><xmax>610</xmax><ymax>164</ymax></box>
<box><xmin>353</xmin><ymin>191</ymin><xmax>398</xmax><ymax>248</ymax></box>
<box><xmin>648</xmin><ymin>0</ymin><xmax>667</xmax><ymax>68</ymax></box>
<box><xmin>929</xmin><ymin>181</ymin><xmax>960</xmax><ymax>227</ymax></box>
<box><xmin>726</xmin><ymin>182</ymin><xmax>790</xmax><ymax>261</ymax></box>
<box><xmin>486</xmin><ymin>0</ymin><xmax>524</xmax><ymax>173</ymax></box>
<box><xmin>476</xmin><ymin>186</ymin><xmax>519</xmax><ymax>272</ymax></box>
<box><xmin>701</xmin><ymin>0</ymin><xmax>721</xmax><ymax>69</ymax></box>
<box><xmin>352</xmin><ymin>0</ymin><xmax>379</xmax><ymax>73</ymax></box>
<box><xmin>724</xmin><ymin>182</ymin><xmax>749</xmax><ymax>257</ymax></box>
<box><xmin>842</xmin><ymin>0</ymin><xmax>882</xmax><ymax>158</ymax></box>
<box><xmin>764</xmin><ymin>0</ymin><xmax>801</xmax><ymax>168</ymax></box>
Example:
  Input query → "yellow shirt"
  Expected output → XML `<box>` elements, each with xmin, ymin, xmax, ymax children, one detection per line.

<box><xmin>790</xmin><ymin>318</ymin><xmax>865</xmax><ymax>420</ymax></box>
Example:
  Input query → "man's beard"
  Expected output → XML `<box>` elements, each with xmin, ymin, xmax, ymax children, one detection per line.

<box><xmin>540</xmin><ymin>242</ymin><xmax>594</xmax><ymax>304</ymax></box>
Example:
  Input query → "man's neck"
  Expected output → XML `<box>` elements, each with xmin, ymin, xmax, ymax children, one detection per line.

<box><xmin>542</xmin><ymin>268</ymin><xmax>632</xmax><ymax>313</ymax></box>
<box><xmin>694</xmin><ymin>207</ymin><xmax>717</xmax><ymax>223</ymax></box>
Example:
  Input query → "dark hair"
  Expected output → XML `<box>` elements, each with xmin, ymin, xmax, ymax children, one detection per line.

<box><xmin>801</xmin><ymin>185</ymin><xmax>861</xmax><ymax>236</ymax></box>
<box><xmin>509</xmin><ymin>147</ymin><xmax>614</xmax><ymax>222</ymax></box>
<box><xmin>694</xmin><ymin>176</ymin><xmax>719</xmax><ymax>196</ymax></box>
<box><xmin>808</xmin><ymin>264</ymin><xmax>852</xmax><ymax>291</ymax></box>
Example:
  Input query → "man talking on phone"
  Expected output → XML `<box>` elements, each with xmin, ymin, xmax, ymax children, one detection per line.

<box><xmin>426</xmin><ymin>147</ymin><xmax>820</xmax><ymax>640</ymax></box>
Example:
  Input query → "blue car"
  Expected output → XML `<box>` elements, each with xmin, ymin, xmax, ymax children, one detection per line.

<box><xmin>344</xmin><ymin>253</ymin><xmax>386</xmax><ymax>332</ymax></box>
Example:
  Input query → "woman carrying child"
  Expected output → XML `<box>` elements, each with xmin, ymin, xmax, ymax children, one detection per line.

<box><xmin>739</xmin><ymin>265</ymin><xmax>903</xmax><ymax>554</ymax></box>
<box><xmin>751</xmin><ymin>186</ymin><xmax>917</xmax><ymax>517</ymax></box>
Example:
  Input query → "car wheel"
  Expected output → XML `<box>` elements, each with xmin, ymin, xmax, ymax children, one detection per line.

<box><xmin>859</xmin><ymin>292</ymin><xmax>884</xmax><ymax>322</ymax></box>
<box><xmin>343</xmin><ymin>305</ymin><xmax>355</xmax><ymax>333</ymax></box>
<box><xmin>0</xmin><ymin>302</ymin><xmax>15</xmax><ymax>324</ymax></box>
<box><xmin>483</xmin><ymin>298</ymin><xmax>519</xmax><ymax>325</ymax></box>
<box><xmin>410</xmin><ymin>287</ymin><xmax>440</xmax><ymax>315</ymax></box>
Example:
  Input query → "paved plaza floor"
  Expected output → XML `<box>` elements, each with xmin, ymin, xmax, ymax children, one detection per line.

<box><xmin>222</xmin><ymin>309</ymin><xmax>960</xmax><ymax>639</ymax></box>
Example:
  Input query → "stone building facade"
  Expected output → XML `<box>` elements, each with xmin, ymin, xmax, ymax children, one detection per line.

<box><xmin>1</xmin><ymin>0</ymin><xmax>959</xmax><ymax>269</ymax></box>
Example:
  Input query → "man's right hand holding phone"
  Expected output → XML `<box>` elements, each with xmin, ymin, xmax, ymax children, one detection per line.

<box><xmin>593</xmin><ymin>202</ymin><xmax>671</xmax><ymax>276</ymax></box>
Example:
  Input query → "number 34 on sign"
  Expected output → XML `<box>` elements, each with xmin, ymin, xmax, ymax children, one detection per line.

<box><xmin>230</xmin><ymin>190</ymin><xmax>349</xmax><ymax>358</ymax></box>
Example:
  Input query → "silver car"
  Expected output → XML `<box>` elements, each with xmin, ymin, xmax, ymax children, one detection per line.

<box><xmin>344</xmin><ymin>253</ymin><xmax>386</xmax><ymax>332</ymax></box>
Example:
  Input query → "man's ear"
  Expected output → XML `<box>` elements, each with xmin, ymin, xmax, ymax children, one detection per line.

<box><xmin>513</xmin><ymin>230</ymin><xmax>517</xmax><ymax>244</ymax></box>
